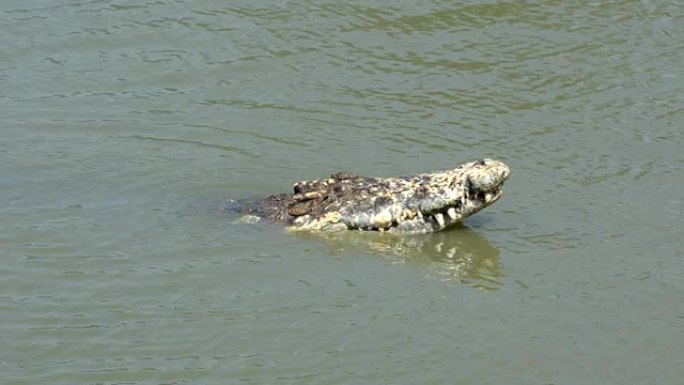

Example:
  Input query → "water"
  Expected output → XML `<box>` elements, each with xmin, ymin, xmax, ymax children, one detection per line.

<box><xmin>2</xmin><ymin>1</ymin><xmax>683</xmax><ymax>384</ymax></box>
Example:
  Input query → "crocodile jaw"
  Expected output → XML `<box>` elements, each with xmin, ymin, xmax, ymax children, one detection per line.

<box><xmin>391</xmin><ymin>182</ymin><xmax>505</xmax><ymax>233</ymax></box>
<box><xmin>385</xmin><ymin>158</ymin><xmax>509</xmax><ymax>233</ymax></box>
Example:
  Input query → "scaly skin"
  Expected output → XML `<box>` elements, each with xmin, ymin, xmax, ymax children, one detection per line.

<box><xmin>228</xmin><ymin>158</ymin><xmax>510</xmax><ymax>233</ymax></box>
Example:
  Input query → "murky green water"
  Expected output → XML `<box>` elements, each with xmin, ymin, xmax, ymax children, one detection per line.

<box><xmin>2</xmin><ymin>1</ymin><xmax>683</xmax><ymax>384</ymax></box>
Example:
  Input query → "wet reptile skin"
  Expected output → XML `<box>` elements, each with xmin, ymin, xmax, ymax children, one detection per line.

<box><xmin>228</xmin><ymin>158</ymin><xmax>510</xmax><ymax>233</ymax></box>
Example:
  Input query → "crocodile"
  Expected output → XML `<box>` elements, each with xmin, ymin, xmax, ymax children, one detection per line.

<box><xmin>227</xmin><ymin>158</ymin><xmax>510</xmax><ymax>233</ymax></box>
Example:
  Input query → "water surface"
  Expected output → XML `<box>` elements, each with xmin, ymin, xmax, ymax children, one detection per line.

<box><xmin>2</xmin><ymin>1</ymin><xmax>683</xmax><ymax>384</ymax></box>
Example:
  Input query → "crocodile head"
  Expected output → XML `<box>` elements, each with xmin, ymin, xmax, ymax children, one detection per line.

<box><xmin>288</xmin><ymin>158</ymin><xmax>510</xmax><ymax>233</ymax></box>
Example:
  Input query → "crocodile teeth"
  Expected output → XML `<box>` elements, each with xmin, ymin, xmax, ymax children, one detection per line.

<box><xmin>434</xmin><ymin>213</ymin><xmax>445</xmax><ymax>227</ymax></box>
<box><xmin>447</xmin><ymin>207</ymin><xmax>457</xmax><ymax>220</ymax></box>
<box><xmin>372</xmin><ymin>211</ymin><xmax>392</xmax><ymax>228</ymax></box>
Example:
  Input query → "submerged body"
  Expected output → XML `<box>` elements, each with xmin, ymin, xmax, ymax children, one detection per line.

<box><xmin>228</xmin><ymin>158</ymin><xmax>510</xmax><ymax>233</ymax></box>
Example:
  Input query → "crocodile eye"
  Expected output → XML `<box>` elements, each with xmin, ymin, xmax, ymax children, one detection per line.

<box><xmin>476</xmin><ymin>159</ymin><xmax>486</xmax><ymax>166</ymax></box>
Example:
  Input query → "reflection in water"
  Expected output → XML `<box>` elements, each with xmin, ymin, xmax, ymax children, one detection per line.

<box><xmin>295</xmin><ymin>225</ymin><xmax>502</xmax><ymax>290</ymax></box>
